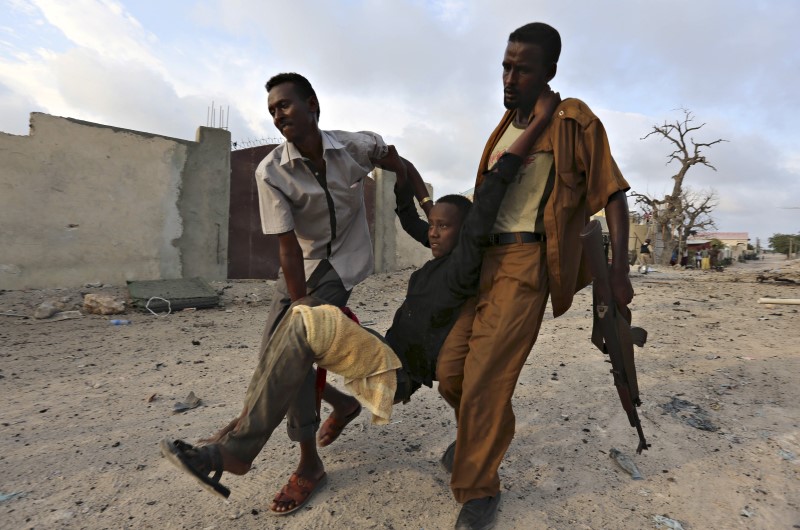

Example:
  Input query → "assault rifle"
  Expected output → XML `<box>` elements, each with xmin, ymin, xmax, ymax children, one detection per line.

<box><xmin>580</xmin><ymin>220</ymin><xmax>650</xmax><ymax>454</ymax></box>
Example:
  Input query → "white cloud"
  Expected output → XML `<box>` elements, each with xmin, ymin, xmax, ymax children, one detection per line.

<box><xmin>0</xmin><ymin>0</ymin><xmax>798</xmax><ymax>242</ymax></box>
<box><xmin>30</xmin><ymin>0</ymin><xmax>163</xmax><ymax>73</ymax></box>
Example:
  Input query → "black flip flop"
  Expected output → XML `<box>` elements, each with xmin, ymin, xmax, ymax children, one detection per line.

<box><xmin>160</xmin><ymin>439</ymin><xmax>231</xmax><ymax>498</ymax></box>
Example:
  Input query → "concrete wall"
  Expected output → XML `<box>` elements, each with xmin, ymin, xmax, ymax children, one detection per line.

<box><xmin>0</xmin><ymin>113</ymin><xmax>230</xmax><ymax>290</ymax></box>
<box><xmin>372</xmin><ymin>168</ymin><xmax>432</xmax><ymax>273</ymax></box>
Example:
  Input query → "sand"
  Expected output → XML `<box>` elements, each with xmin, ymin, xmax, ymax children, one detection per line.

<box><xmin>1</xmin><ymin>255</ymin><xmax>798</xmax><ymax>529</ymax></box>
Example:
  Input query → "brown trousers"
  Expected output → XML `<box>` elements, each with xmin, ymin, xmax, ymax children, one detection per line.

<box><xmin>437</xmin><ymin>242</ymin><xmax>549</xmax><ymax>503</ymax></box>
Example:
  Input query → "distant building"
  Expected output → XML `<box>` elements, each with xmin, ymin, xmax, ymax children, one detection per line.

<box><xmin>689</xmin><ymin>232</ymin><xmax>750</xmax><ymax>260</ymax></box>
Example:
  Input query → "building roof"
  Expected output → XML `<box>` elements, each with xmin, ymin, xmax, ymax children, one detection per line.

<box><xmin>694</xmin><ymin>232</ymin><xmax>749</xmax><ymax>240</ymax></box>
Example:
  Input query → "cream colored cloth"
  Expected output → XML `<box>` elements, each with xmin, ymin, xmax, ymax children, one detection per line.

<box><xmin>291</xmin><ymin>305</ymin><xmax>401</xmax><ymax>424</ymax></box>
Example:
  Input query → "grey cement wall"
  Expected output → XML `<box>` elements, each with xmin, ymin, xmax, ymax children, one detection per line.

<box><xmin>373</xmin><ymin>168</ymin><xmax>433</xmax><ymax>273</ymax></box>
<box><xmin>0</xmin><ymin>113</ymin><xmax>230</xmax><ymax>290</ymax></box>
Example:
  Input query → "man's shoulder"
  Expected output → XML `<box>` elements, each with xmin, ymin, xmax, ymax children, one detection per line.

<box><xmin>554</xmin><ymin>98</ymin><xmax>599</xmax><ymax>129</ymax></box>
<box><xmin>255</xmin><ymin>143</ymin><xmax>289</xmax><ymax>180</ymax></box>
<box><xmin>325</xmin><ymin>129</ymin><xmax>384</xmax><ymax>147</ymax></box>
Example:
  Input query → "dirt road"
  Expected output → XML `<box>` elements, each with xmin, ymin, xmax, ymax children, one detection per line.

<box><xmin>1</xmin><ymin>257</ymin><xmax>798</xmax><ymax>529</ymax></box>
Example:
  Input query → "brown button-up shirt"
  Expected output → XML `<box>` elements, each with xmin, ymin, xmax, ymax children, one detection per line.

<box><xmin>475</xmin><ymin>98</ymin><xmax>630</xmax><ymax>317</ymax></box>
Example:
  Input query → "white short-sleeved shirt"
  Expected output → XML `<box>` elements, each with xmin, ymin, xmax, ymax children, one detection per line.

<box><xmin>255</xmin><ymin>130</ymin><xmax>388</xmax><ymax>290</ymax></box>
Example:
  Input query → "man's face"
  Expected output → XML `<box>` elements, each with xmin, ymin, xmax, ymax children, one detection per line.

<box><xmin>427</xmin><ymin>203</ymin><xmax>463</xmax><ymax>258</ymax></box>
<box><xmin>502</xmin><ymin>41</ymin><xmax>555</xmax><ymax>111</ymax></box>
<box><xmin>267</xmin><ymin>82</ymin><xmax>318</xmax><ymax>143</ymax></box>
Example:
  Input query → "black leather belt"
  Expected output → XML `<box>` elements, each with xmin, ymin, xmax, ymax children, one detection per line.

<box><xmin>486</xmin><ymin>232</ymin><xmax>546</xmax><ymax>246</ymax></box>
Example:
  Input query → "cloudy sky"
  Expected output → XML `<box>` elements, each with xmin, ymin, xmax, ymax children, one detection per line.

<box><xmin>1</xmin><ymin>0</ymin><xmax>798</xmax><ymax>246</ymax></box>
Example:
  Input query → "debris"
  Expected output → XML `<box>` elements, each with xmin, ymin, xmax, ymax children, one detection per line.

<box><xmin>653</xmin><ymin>515</ymin><xmax>685</xmax><ymax>529</ymax></box>
<box><xmin>83</xmin><ymin>294</ymin><xmax>125</xmax><ymax>315</ymax></box>
<box><xmin>173</xmin><ymin>391</ymin><xmax>202</xmax><ymax>413</ymax></box>
<box><xmin>146</xmin><ymin>393</ymin><xmax>158</xmax><ymax>403</ymax></box>
<box><xmin>34</xmin><ymin>300</ymin><xmax>63</xmax><ymax>319</ymax></box>
<box><xmin>659</xmin><ymin>397</ymin><xmax>718</xmax><ymax>432</ymax></box>
<box><xmin>109</xmin><ymin>319</ymin><xmax>132</xmax><ymax>325</ymax></box>
<box><xmin>127</xmin><ymin>278</ymin><xmax>219</xmax><ymax>312</ymax></box>
<box><xmin>146</xmin><ymin>296</ymin><xmax>171</xmax><ymax>316</ymax></box>
<box><xmin>778</xmin><ymin>449</ymin><xmax>796</xmax><ymax>462</ymax></box>
<box><xmin>741</xmin><ymin>506</ymin><xmax>755</xmax><ymax>518</ymax></box>
<box><xmin>757</xmin><ymin>298</ymin><xmax>800</xmax><ymax>305</ymax></box>
<box><xmin>29</xmin><ymin>310</ymin><xmax>83</xmax><ymax>324</ymax></box>
<box><xmin>0</xmin><ymin>491</ymin><xmax>25</xmax><ymax>502</ymax></box>
<box><xmin>756</xmin><ymin>274</ymin><xmax>797</xmax><ymax>285</ymax></box>
<box><xmin>1</xmin><ymin>310</ymin><xmax>29</xmax><ymax>319</ymax></box>
<box><xmin>609</xmin><ymin>448</ymin><xmax>643</xmax><ymax>480</ymax></box>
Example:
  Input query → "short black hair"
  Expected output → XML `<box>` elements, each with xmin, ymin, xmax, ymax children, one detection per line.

<box><xmin>435</xmin><ymin>194</ymin><xmax>472</xmax><ymax>223</ymax></box>
<box><xmin>508</xmin><ymin>22</ymin><xmax>561</xmax><ymax>65</ymax></box>
<box><xmin>265</xmin><ymin>72</ymin><xmax>320</xmax><ymax>119</ymax></box>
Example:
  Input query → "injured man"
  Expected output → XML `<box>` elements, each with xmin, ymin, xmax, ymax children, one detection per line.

<box><xmin>159</xmin><ymin>87</ymin><xmax>559</xmax><ymax>515</ymax></box>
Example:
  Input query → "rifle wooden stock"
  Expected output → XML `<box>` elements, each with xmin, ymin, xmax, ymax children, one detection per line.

<box><xmin>580</xmin><ymin>220</ymin><xmax>650</xmax><ymax>454</ymax></box>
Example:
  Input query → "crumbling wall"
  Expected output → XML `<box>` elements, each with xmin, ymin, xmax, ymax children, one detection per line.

<box><xmin>0</xmin><ymin>113</ymin><xmax>230</xmax><ymax>289</ymax></box>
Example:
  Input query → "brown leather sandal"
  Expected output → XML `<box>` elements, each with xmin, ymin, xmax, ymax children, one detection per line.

<box><xmin>270</xmin><ymin>472</ymin><xmax>328</xmax><ymax>515</ymax></box>
<box><xmin>317</xmin><ymin>403</ymin><xmax>362</xmax><ymax>447</ymax></box>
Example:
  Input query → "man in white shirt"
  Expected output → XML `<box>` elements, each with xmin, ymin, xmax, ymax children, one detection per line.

<box><xmin>254</xmin><ymin>73</ymin><xmax>429</xmax><ymax>514</ymax></box>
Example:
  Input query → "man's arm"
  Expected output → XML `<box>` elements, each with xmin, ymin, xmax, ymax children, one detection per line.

<box><xmin>394</xmin><ymin>177</ymin><xmax>430</xmax><ymax>246</ymax></box>
<box><xmin>277</xmin><ymin>231</ymin><xmax>307</xmax><ymax>301</ymax></box>
<box><xmin>446</xmin><ymin>89</ymin><xmax>560</xmax><ymax>295</ymax></box>
<box><xmin>604</xmin><ymin>190</ymin><xmax>634</xmax><ymax>307</ymax></box>
<box><xmin>376</xmin><ymin>146</ymin><xmax>433</xmax><ymax>217</ymax></box>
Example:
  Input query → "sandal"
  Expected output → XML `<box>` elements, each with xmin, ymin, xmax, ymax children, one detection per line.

<box><xmin>317</xmin><ymin>403</ymin><xmax>362</xmax><ymax>447</ymax></box>
<box><xmin>270</xmin><ymin>472</ymin><xmax>328</xmax><ymax>515</ymax></box>
<box><xmin>160</xmin><ymin>439</ymin><xmax>230</xmax><ymax>498</ymax></box>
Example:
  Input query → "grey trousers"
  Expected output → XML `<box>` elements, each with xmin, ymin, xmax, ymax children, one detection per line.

<box><xmin>219</xmin><ymin>301</ymin><xmax>320</xmax><ymax>462</ymax></box>
<box><xmin>260</xmin><ymin>261</ymin><xmax>351</xmax><ymax>442</ymax></box>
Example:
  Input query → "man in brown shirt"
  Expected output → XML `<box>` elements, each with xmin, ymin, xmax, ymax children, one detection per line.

<box><xmin>436</xmin><ymin>22</ymin><xmax>634</xmax><ymax>530</ymax></box>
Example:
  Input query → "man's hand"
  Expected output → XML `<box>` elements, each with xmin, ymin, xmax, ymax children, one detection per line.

<box><xmin>376</xmin><ymin>145</ymin><xmax>406</xmax><ymax>182</ymax></box>
<box><xmin>380</xmin><ymin>148</ymin><xmax>432</xmax><ymax>217</ymax></box>
<box><xmin>610</xmin><ymin>266</ymin><xmax>633</xmax><ymax>309</ymax></box>
<box><xmin>530</xmin><ymin>85</ymin><xmax>561</xmax><ymax>124</ymax></box>
<box><xmin>277</xmin><ymin>231</ymin><xmax>306</xmax><ymax>302</ymax></box>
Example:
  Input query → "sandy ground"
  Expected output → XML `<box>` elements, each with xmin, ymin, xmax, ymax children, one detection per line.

<box><xmin>1</xmin><ymin>255</ymin><xmax>798</xmax><ymax>530</ymax></box>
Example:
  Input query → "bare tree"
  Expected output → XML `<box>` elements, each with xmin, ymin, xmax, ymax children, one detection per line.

<box><xmin>676</xmin><ymin>188</ymin><xmax>718</xmax><ymax>246</ymax></box>
<box><xmin>629</xmin><ymin>109</ymin><xmax>726</xmax><ymax>263</ymax></box>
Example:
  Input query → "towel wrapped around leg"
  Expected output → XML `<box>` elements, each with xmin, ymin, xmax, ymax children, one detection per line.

<box><xmin>291</xmin><ymin>305</ymin><xmax>401</xmax><ymax>424</ymax></box>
